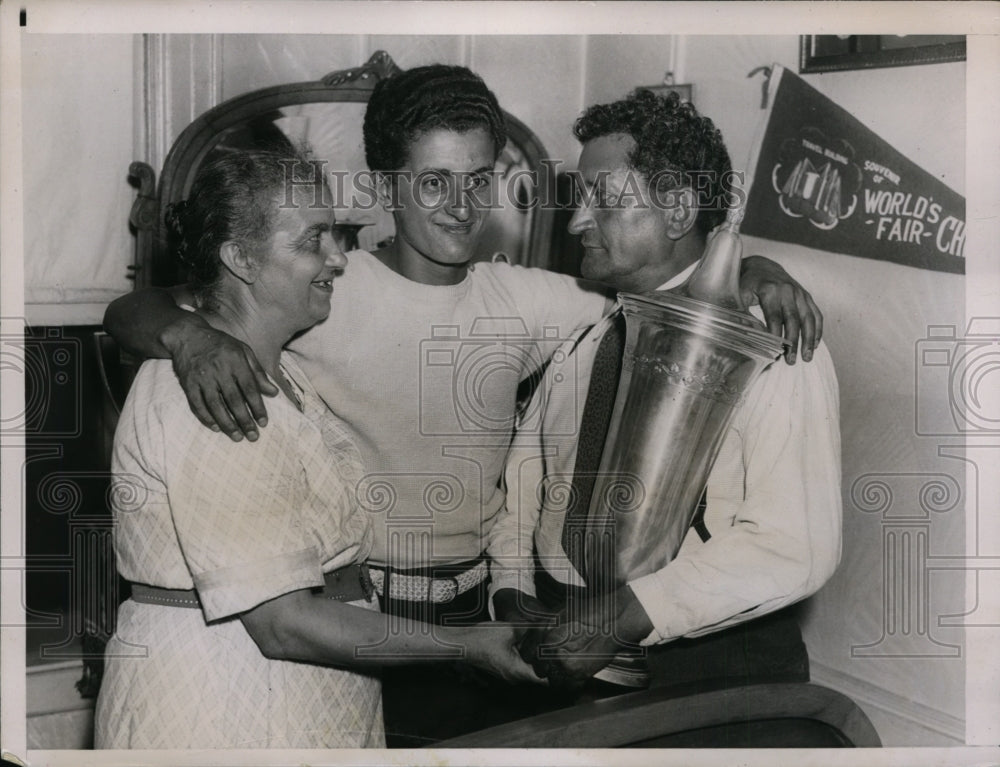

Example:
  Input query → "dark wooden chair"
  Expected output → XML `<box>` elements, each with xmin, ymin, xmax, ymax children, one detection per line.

<box><xmin>435</xmin><ymin>682</ymin><xmax>881</xmax><ymax>748</ymax></box>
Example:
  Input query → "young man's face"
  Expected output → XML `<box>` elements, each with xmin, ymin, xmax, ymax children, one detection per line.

<box><xmin>568</xmin><ymin>133</ymin><xmax>678</xmax><ymax>293</ymax></box>
<box><xmin>384</xmin><ymin>126</ymin><xmax>497</xmax><ymax>275</ymax></box>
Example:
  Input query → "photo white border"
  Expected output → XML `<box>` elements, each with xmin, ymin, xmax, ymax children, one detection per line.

<box><xmin>2</xmin><ymin>2</ymin><xmax>998</xmax><ymax>765</ymax></box>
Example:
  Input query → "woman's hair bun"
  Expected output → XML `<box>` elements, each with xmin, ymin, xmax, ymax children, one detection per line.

<box><xmin>163</xmin><ymin>149</ymin><xmax>310</xmax><ymax>296</ymax></box>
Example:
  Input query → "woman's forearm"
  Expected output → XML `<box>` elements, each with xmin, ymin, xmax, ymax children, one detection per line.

<box><xmin>242</xmin><ymin>589</ymin><xmax>485</xmax><ymax>669</ymax></box>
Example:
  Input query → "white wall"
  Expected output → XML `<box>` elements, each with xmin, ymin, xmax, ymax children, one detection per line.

<box><xmin>21</xmin><ymin>34</ymin><xmax>136</xmax><ymax>326</ymax></box>
<box><xmin>678</xmin><ymin>35</ymin><xmax>967</xmax><ymax>745</ymax></box>
<box><xmin>584</xmin><ymin>36</ymin><xmax>680</xmax><ymax>119</ymax></box>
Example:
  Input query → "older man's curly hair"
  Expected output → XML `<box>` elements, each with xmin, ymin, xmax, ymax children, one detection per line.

<box><xmin>363</xmin><ymin>64</ymin><xmax>507</xmax><ymax>172</ymax></box>
<box><xmin>574</xmin><ymin>89</ymin><xmax>734</xmax><ymax>233</ymax></box>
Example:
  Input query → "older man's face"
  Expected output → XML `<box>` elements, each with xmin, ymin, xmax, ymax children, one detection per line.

<box><xmin>568</xmin><ymin>133</ymin><xmax>676</xmax><ymax>293</ymax></box>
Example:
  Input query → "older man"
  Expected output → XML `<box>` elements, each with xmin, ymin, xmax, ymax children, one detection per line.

<box><xmin>490</xmin><ymin>89</ymin><xmax>841</xmax><ymax>694</ymax></box>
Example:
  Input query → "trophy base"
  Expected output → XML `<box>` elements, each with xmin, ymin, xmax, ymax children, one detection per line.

<box><xmin>592</xmin><ymin>653</ymin><xmax>650</xmax><ymax>688</ymax></box>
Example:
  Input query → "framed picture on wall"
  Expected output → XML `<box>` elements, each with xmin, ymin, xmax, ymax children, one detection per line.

<box><xmin>800</xmin><ymin>35</ymin><xmax>966</xmax><ymax>73</ymax></box>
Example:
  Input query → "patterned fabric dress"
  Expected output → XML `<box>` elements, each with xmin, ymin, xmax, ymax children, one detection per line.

<box><xmin>95</xmin><ymin>354</ymin><xmax>384</xmax><ymax>749</ymax></box>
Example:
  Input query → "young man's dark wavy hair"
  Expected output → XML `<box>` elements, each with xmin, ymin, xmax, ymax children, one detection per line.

<box><xmin>573</xmin><ymin>89</ymin><xmax>734</xmax><ymax>234</ymax></box>
<box><xmin>363</xmin><ymin>64</ymin><xmax>507</xmax><ymax>173</ymax></box>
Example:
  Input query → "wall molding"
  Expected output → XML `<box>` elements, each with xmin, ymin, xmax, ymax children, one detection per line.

<box><xmin>136</xmin><ymin>34</ymin><xmax>166</xmax><ymax>173</ymax></box>
<box><xmin>136</xmin><ymin>34</ymin><xmax>223</xmax><ymax>173</ymax></box>
<box><xmin>810</xmin><ymin>660</ymin><xmax>965</xmax><ymax>744</ymax></box>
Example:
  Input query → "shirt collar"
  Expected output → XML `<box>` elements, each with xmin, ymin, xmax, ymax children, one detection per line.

<box><xmin>608</xmin><ymin>262</ymin><xmax>701</xmax><ymax>317</ymax></box>
<box><xmin>655</xmin><ymin>260</ymin><xmax>700</xmax><ymax>292</ymax></box>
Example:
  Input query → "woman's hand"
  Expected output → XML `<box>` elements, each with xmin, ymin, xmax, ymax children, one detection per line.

<box><xmin>738</xmin><ymin>255</ymin><xmax>824</xmax><ymax>365</ymax></box>
<box><xmin>161</xmin><ymin>315</ymin><xmax>278</xmax><ymax>441</ymax></box>
<box><xmin>463</xmin><ymin>623</ymin><xmax>547</xmax><ymax>685</ymax></box>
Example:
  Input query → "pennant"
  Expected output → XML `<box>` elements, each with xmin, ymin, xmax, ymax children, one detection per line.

<box><xmin>742</xmin><ymin>64</ymin><xmax>964</xmax><ymax>274</ymax></box>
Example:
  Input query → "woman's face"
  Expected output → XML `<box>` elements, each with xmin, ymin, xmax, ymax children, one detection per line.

<box><xmin>252</xmin><ymin>185</ymin><xmax>347</xmax><ymax>332</ymax></box>
<box><xmin>384</xmin><ymin>126</ymin><xmax>497</xmax><ymax>275</ymax></box>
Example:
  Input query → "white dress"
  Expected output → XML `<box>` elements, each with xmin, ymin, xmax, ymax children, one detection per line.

<box><xmin>95</xmin><ymin>354</ymin><xmax>384</xmax><ymax>749</ymax></box>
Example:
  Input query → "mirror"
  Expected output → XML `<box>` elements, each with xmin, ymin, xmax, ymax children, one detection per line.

<box><xmin>129</xmin><ymin>51</ymin><xmax>554</xmax><ymax>289</ymax></box>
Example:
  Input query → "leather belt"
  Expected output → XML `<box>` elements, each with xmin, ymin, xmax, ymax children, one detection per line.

<box><xmin>368</xmin><ymin>559</ymin><xmax>488</xmax><ymax>604</ymax></box>
<box><xmin>129</xmin><ymin>583</ymin><xmax>203</xmax><ymax>609</ymax></box>
<box><xmin>130</xmin><ymin>563</ymin><xmax>374</xmax><ymax>609</ymax></box>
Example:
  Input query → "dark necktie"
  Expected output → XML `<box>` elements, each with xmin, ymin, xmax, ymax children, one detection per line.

<box><xmin>559</xmin><ymin>311</ymin><xmax>712</xmax><ymax>585</ymax></box>
<box><xmin>562</xmin><ymin>311</ymin><xmax>627</xmax><ymax>578</ymax></box>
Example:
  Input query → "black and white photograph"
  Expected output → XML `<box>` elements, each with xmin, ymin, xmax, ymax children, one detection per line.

<box><xmin>1</xmin><ymin>2</ymin><xmax>998</xmax><ymax>765</ymax></box>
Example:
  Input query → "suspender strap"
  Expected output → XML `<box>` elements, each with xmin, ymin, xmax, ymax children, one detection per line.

<box><xmin>692</xmin><ymin>490</ymin><xmax>711</xmax><ymax>543</ymax></box>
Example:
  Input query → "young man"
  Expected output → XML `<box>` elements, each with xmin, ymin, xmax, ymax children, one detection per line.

<box><xmin>490</xmin><ymin>90</ymin><xmax>841</xmax><ymax>705</ymax></box>
<box><xmin>105</xmin><ymin>66</ymin><xmax>823</xmax><ymax>745</ymax></box>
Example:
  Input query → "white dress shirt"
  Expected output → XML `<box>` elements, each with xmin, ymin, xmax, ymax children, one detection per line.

<box><xmin>489</xmin><ymin>264</ymin><xmax>842</xmax><ymax>645</ymax></box>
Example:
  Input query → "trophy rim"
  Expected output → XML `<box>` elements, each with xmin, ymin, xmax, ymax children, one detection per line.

<box><xmin>618</xmin><ymin>290</ymin><xmax>788</xmax><ymax>360</ymax></box>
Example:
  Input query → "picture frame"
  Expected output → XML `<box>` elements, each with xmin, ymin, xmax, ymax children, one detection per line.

<box><xmin>799</xmin><ymin>35</ymin><xmax>966</xmax><ymax>73</ymax></box>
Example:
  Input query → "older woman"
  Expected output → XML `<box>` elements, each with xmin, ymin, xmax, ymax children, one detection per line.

<box><xmin>94</xmin><ymin>150</ymin><xmax>536</xmax><ymax>750</ymax></box>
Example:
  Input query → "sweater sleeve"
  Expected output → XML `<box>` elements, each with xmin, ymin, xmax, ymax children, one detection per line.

<box><xmin>522</xmin><ymin>267</ymin><xmax>611</xmax><ymax>338</ymax></box>
<box><xmin>485</xmin><ymin>263</ymin><xmax>610</xmax><ymax>382</ymax></box>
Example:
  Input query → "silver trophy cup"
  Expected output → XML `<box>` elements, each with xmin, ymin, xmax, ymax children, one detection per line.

<box><xmin>580</xmin><ymin>290</ymin><xmax>786</xmax><ymax>687</ymax></box>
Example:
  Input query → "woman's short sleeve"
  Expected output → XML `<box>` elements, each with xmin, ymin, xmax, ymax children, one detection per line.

<box><xmin>160</xmin><ymin>398</ymin><xmax>348</xmax><ymax>621</ymax></box>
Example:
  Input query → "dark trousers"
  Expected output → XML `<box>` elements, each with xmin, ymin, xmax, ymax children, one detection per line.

<box><xmin>644</xmin><ymin>608</ymin><xmax>809</xmax><ymax>694</ymax></box>
<box><xmin>377</xmin><ymin>563</ymin><xmax>580</xmax><ymax>748</ymax></box>
<box><xmin>380</xmin><ymin>562</ymin><xmax>809</xmax><ymax>748</ymax></box>
<box><xmin>534</xmin><ymin>563</ymin><xmax>810</xmax><ymax>696</ymax></box>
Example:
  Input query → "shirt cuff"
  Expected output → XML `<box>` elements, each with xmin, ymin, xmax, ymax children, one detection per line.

<box><xmin>194</xmin><ymin>546</ymin><xmax>324</xmax><ymax>621</ymax></box>
<box><xmin>487</xmin><ymin>563</ymin><xmax>537</xmax><ymax>620</ymax></box>
<box><xmin>627</xmin><ymin>572</ymin><xmax>670</xmax><ymax>647</ymax></box>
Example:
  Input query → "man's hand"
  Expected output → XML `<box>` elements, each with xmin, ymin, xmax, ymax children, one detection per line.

<box><xmin>739</xmin><ymin>255</ymin><xmax>824</xmax><ymax>365</ymax></box>
<box><xmin>523</xmin><ymin>586</ymin><xmax>653</xmax><ymax>689</ymax></box>
<box><xmin>160</xmin><ymin>314</ymin><xmax>278</xmax><ymax>441</ymax></box>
